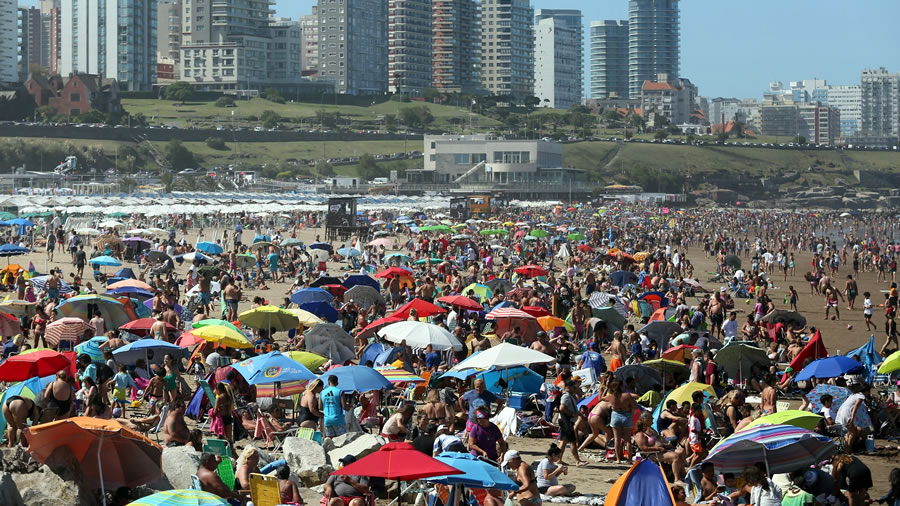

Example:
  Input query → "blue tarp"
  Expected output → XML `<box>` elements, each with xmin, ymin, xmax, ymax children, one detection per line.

<box><xmin>847</xmin><ymin>336</ymin><xmax>883</xmax><ymax>381</ymax></box>
<box><xmin>477</xmin><ymin>366</ymin><xmax>542</xmax><ymax>395</ymax></box>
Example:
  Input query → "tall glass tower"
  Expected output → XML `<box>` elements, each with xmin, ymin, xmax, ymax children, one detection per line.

<box><xmin>628</xmin><ymin>0</ymin><xmax>679</xmax><ymax>99</ymax></box>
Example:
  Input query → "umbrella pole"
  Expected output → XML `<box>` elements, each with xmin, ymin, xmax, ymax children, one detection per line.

<box><xmin>97</xmin><ymin>434</ymin><xmax>107</xmax><ymax>506</ymax></box>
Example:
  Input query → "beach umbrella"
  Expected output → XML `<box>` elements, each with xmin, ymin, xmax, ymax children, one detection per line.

<box><xmin>0</xmin><ymin>212</ymin><xmax>14</xmax><ymax>220</ymax></box>
<box><xmin>392</xmin><ymin>298</ymin><xmax>447</xmax><ymax>319</ymax></box>
<box><xmin>529</xmin><ymin>229</ymin><xmax>549</xmax><ymax>238</ymax></box>
<box><xmin>304</xmin><ymin>323</ymin><xmax>355</xmax><ymax>363</ymax></box>
<box><xmin>368</xmin><ymin>237</ymin><xmax>393</xmax><ymax>248</ymax></box>
<box><xmin>290</xmin><ymin>287</ymin><xmax>334</xmax><ymax>305</ymax></box>
<box><xmin>191</xmin><ymin>318</ymin><xmax>242</xmax><ymax>333</ymax></box>
<box><xmin>383</xmin><ymin>253</ymin><xmax>412</xmax><ymax>264</ymax></box>
<box><xmin>310</xmin><ymin>276</ymin><xmax>342</xmax><ymax>288</ymax></box>
<box><xmin>536</xmin><ymin>316</ymin><xmax>567</xmax><ymax>331</ymax></box>
<box><xmin>322</xmin><ymin>285</ymin><xmax>348</xmax><ymax>297</ymax></box>
<box><xmin>358</xmin><ymin>316</ymin><xmax>403</xmax><ymax>339</ymax></box>
<box><xmin>25</xmin><ymin>417</ymin><xmax>162</xmax><ymax>497</ymax></box>
<box><xmin>483</xmin><ymin>278</ymin><xmax>514</xmax><ymax>295</ymax></box>
<box><xmin>112</xmin><ymin>339</ymin><xmax>183</xmax><ymax>367</ymax></box>
<box><xmin>567</xmin><ymin>232</ymin><xmax>585</xmax><ymax>241</ymax></box>
<box><xmin>298</xmin><ymin>301</ymin><xmax>339</xmax><ymax>322</ymax></box>
<box><xmin>0</xmin><ymin>374</ymin><xmax>55</xmax><ymax>443</ymax></box>
<box><xmin>414</xmin><ymin>257</ymin><xmax>444</xmax><ymax>265</ymax></box>
<box><xmin>376</xmin><ymin>266</ymin><xmax>413</xmax><ymax>279</ymax></box>
<box><xmin>478</xmin><ymin>366</ymin><xmax>543</xmax><ymax>395</ymax></box>
<box><xmin>89</xmin><ymin>255</ymin><xmax>122</xmax><ymax>267</ymax></box>
<box><xmin>724</xmin><ymin>254</ymin><xmax>742</xmax><ymax>269</ymax></box>
<box><xmin>106</xmin><ymin>286</ymin><xmax>154</xmax><ymax>299</ymax></box>
<box><xmin>75</xmin><ymin>228</ymin><xmax>102</xmax><ymax>237</ymax></box>
<box><xmin>451</xmin><ymin>342</ymin><xmax>553</xmax><ymax>371</ymax></box>
<box><xmin>342</xmin><ymin>274</ymin><xmax>381</xmax><ymax>290</ymax></box>
<box><xmin>44</xmin><ymin>317</ymin><xmax>95</xmax><ymax>346</ymax></box>
<box><xmin>107</xmin><ymin>279</ymin><xmax>154</xmax><ymax>291</ymax></box>
<box><xmin>235</xmin><ymin>253</ymin><xmax>257</xmax><ymax>269</ymax></box>
<box><xmin>175</xmin><ymin>252</ymin><xmax>211</xmax><ymax>264</ymax></box>
<box><xmin>332</xmin><ymin>442</ymin><xmax>463</xmax><ymax>481</ymax></box>
<box><xmin>56</xmin><ymin>294</ymin><xmax>131</xmax><ymax>329</ymax></box>
<box><xmin>661</xmin><ymin>344</ymin><xmax>699</xmax><ymax>364</ymax></box>
<box><xmin>604</xmin><ymin>458</ymin><xmax>675</xmax><ymax>506</ymax></box>
<box><xmin>375</xmin><ymin>366</ymin><xmax>427</xmax><ymax>385</ymax></box>
<box><xmin>479</xmin><ymin>229</ymin><xmax>507</xmax><ymax>236</ymax></box>
<box><xmin>284</xmin><ymin>309</ymin><xmax>324</xmax><ymax>328</ymax></box>
<box><xmin>426</xmin><ymin>452</ymin><xmax>518</xmax><ymax>490</ymax></box>
<box><xmin>189</xmin><ymin>324</ymin><xmax>252</xmax><ymax>349</ymax></box>
<box><xmin>745</xmin><ymin>410</ymin><xmax>823</xmax><ymax>431</ymax></box>
<box><xmin>759</xmin><ymin>309</ymin><xmax>807</xmax><ymax>328</ymax></box>
<box><xmin>174</xmin><ymin>332</ymin><xmax>205</xmax><ymax>348</ymax></box>
<box><xmin>280</xmin><ymin>238</ymin><xmax>303</xmax><ymax>248</ymax></box>
<box><xmin>437</xmin><ymin>295</ymin><xmax>483</xmax><ymax>312</ymax></box>
<box><xmin>0</xmin><ymin>244</ymin><xmax>30</xmax><ymax>262</ymax></box>
<box><xmin>119</xmin><ymin>318</ymin><xmax>176</xmax><ymax>338</ymax></box>
<box><xmin>337</xmin><ymin>247</ymin><xmax>362</xmax><ymax>257</ymax></box>
<box><xmin>377</xmin><ymin>321</ymin><xmax>463</xmax><ymax>351</ymax></box>
<box><xmin>130</xmin><ymin>490</ymin><xmax>228</xmax><ymax>506</ymax></box>
<box><xmin>195</xmin><ymin>242</ymin><xmax>223</xmax><ymax>255</ymax></box>
<box><xmin>97</xmin><ymin>219</ymin><xmax>124</xmax><ymax>229</ymax></box>
<box><xmin>714</xmin><ymin>342</ymin><xmax>771</xmax><ymax>381</ymax></box>
<box><xmin>664</xmin><ymin>382</ymin><xmax>717</xmax><ymax>405</ymax></box>
<box><xmin>285</xmin><ymin>350</ymin><xmax>329</xmax><ymax>371</ymax></box>
<box><xmin>29</xmin><ymin>275</ymin><xmax>74</xmax><ymax>294</ymax></box>
<box><xmin>343</xmin><ymin>285</ymin><xmax>384</xmax><ymax>308</ymax></box>
<box><xmin>75</xmin><ymin>336</ymin><xmax>109</xmax><ymax>363</ymax></box>
<box><xmin>143</xmin><ymin>251</ymin><xmax>172</xmax><ymax>264</ymax></box>
<box><xmin>238</xmin><ymin>305</ymin><xmax>300</xmax><ymax>332</ymax></box>
<box><xmin>637</xmin><ymin>321</ymin><xmax>683</xmax><ymax>348</ymax></box>
<box><xmin>513</xmin><ymin>264</ymin><xmax>548</xmax><ymax>278</ymax></box>
<box><xmin>461</xmin><ymin>283</ymin><xmax>493</xmax><ymax>300</ymax></box>
<box><xmin>704</xmin><ymin>424</ymin><xmax>836</xmax><ymax>475</ymax></box>
<box><xmin>0</xmin><ymin>311</ymin><xmax>20</xmax><ymax>338</ymax></box>
<box><xmin>233</xmin><ymin>351</ymin><xmax>317</xmax><ymax>396</ymax></box>
<box><xmin>122</xmin><ymin>237</ymin><xmax>151</xmax><ymax>248</ymax></box>
<box><xmin>642</xmin><ymin>359</ymin><xmax>690</xmax><ymax>388</ymax></box>
<box><xmin>309</xmin><ymin>242</ymin><xmax>333</xmax><ymax>252</ymax></box>
<box><xmin>879</xmin><ymin>349</ymin><xmax>900</xmax><ymax>374</ymax></box>
<box><xmin>614</xmin><ymin>364</ymin><xmax>662</xmax><ymax>393</ymax></box>
<box><xmin>805</xmin><ymin>384</ymin><xmax>869</xmax><ymax>429</ymax></box>
<box><xmin>486</xmin><ymin>307</ymin><xmax>536</xmax><ymax>321</ymax></box>
<box><xmin>794</xmin><ymin>356</ymin><xmax>864</xmax><ymax>381</ymax></box>
<box><xmin>320</xmin><ymin>365</ymin><xmax>393</xmax><ymax>393</ymax></box>
<box><xmin>0</xmin><ymin>349</ymin><xmax>70</xmax><ymax>381</ymax></box>
<box><xmin>609</xmin><ymin>270</ymin><xmax>638</xmax><ymax>287</ymax></box>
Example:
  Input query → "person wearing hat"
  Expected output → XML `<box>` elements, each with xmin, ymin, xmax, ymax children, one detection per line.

<box><xmin>323</xmin><ymin>455</ymin><xmax>370</xmax><ymax>506</ymax></box>
<box><xmin>467</xmin><ymin>406</ymin><xmax>506</xmax><ymax>463</ymax></box>
<box><xmin>432</xmin><ymin>423</ymin><xmax>466</xmax><ymax>456</ymax></box>
<box><xmin>503</xmin><ymin>450</ymin><xmax>541</xmax><ymax>506</ymax></box>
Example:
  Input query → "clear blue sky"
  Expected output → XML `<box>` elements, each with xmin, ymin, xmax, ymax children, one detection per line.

<box><xmin>26</xmin><ymin>0</ymin><xmax>899</xmax><ymax>98</ymax></box>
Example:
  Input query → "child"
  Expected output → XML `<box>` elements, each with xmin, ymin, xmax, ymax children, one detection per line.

<box><xmin>688</xmin><ymin>402</ymin><xmax>706</xmax><ymax>468</ymax></box>
<box><xmin>864</xmin><ymin>292</ymin><xmax>876</xmax><ymax>331</ymax></box>
<box><xmin>112</xmin><ymin>364</ymin><xmax>135</xmax><ymax>419</ymax></box>
<box><xmin>788</xmin><ymin>285</ymin><xmax>799</xmax><ymax>312</ymax></box>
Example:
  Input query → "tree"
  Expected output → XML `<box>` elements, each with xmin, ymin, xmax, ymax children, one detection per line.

<box><xmin>164</xmin><ymin>139</ymin><xmax>195</xmax><ymax>170</ymax></box>
<box><xmin>76</xmin><ymin>110</ymin><xmax>106</xmax><ymax>124</ymax></box>
<box><xmin>36</xmin><ymin>105</ymin><xmax>57</xmax><ymax>122</ymax></box>
<box><xmin>205</xmin><ymin>137</ymin><xmax>227</xmax><ymax>150</ymax></box>
<box><xmin>130</xmin><ymin>112</ymin><xmax>148</xmax><ymax>127</ymax></box>
<box><xmin>263</xmin><ymin>88</ymin><xmax>285</xmax><ymax>104</ymax></box>
<box><xmin>316</xmin><ymin>110</ymin><xmax>338</xmax><ymax>128</ymax></box>
<box><xmin>260</xmin><ymin>110</ymin><xmax>281</xmax><ymax>129</ymax></box>
<box><xmin>524</xmin><ymin>96</ymin><xmax>541</xmax><ymax>109</ymax></box>
<box><xmin>315</xmin><ymin>159</ymin><xmax>335</xmax><ymax>177</ymax></box>
<box><xmin>164</xmin><ymin>81</ymin><xmax>195</xmax><ymax>104</ymax></box>
<box><xmin>716</xmin><ymin>132</ymin><xmax>729</xmax><ymax>143</ymax></box>
<box><xmin>423</xmin><ymin>88</ymin><xmax>441</xmax><ymax>103</ymax></box>
<box><xmin>383</xmin><ymin>113</ymin><xmax>397</xmax><ymax>132</ymax></box>
<box><xmin>797</xmin><ymin>135</ymin><xmax>807</xmax><ymax>145</ymax></box>
<box><xmin>215</xmin><ymin>96</ymin><xmax>235</xmax><ymax>108</ymax></box>
<box><xmin>399</xmin><ymin>105</ymin><xmax>434</xmax><ymax>129</ymax></box>
<box><xmin>357</xmin><ymin>153</ymin><xmax>381</xmax><ymax>180</ymax></box>
<box><xmin>160</xmin><ymin>169</ymin><xmax>174</xmax><ymax>193</ymax></box>
<box><xmin>654</xmin><ymin>130</ymin><xmax>669</xmax><ymax>140</ymax></box>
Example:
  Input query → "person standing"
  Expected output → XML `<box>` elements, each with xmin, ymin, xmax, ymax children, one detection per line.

<box><xmin>557</xmin><ymin>381</ymin><xmax>586</xmax><ymax>467</ymax></box>
<box><xmin>321</xmin><ymin>375</ymin><xmax>348</xmax><ymax>438</ymax></box>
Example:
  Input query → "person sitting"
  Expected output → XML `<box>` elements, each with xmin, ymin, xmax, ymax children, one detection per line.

<box><xmin>277</xmin><ymin>465</ymin><xmax>303</xmax><ymax>505</ymax></box>
<box><xmin>633</xmin><ymin>414</ymin><xmax>686</xmax><ymax>481</ymax></box>
<box><xmin>164</xmin><ymin>400</ymin><xmax>191</xmax><ymax>447</ymax></box>
<box><xmin>323</xmin><ymin>455</ymin><xmax>370</xmax><ymax>506</ymax></box>
<box><xmin>535</xmin><ymin>445</ymin><xmax>576</xmax><ymax>496</ymax></box>
<box><xmin>235</xmin><ymin>446</ymin><xmax>261</xmax><ymax>491</ymax></box>
<box><xmin>197</xmin><ymin>452</ymin><xmax>245</xmax><ymax>505</ymax></box>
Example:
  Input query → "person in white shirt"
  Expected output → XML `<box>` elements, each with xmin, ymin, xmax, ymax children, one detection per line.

<box><xmin>722</xmin><ymin>312</ymin><xmax>739</xmax><ymax>342</ymax></box>
<box><xmin>835</xmin><ymin>385</ymin><xmax>872</xmax><ymax>451</ymax></box>
<box><xmin>90</xmin><ymin>315</ymin><xmax>106</xmax><ymax>337</ymax></box>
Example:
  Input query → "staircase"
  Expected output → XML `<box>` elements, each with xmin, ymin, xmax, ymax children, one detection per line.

<box><xmin>453</xmin><ymin>161</ymin><xmax>486</xmax><ymax>184</ymax></box>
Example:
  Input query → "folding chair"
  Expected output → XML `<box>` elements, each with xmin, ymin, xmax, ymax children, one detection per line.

<box><xmin>296</xmin><ymin>427</ymin><xmax>324</xmax><ymax>444</ymax></box>
<box><xmin>149</xmin><ymin>403</ymin><xmax>170</xmax><ymax>443</ymax></box>
<box><xmin>250</xmin><ymin>473</ymin><xmax>281</xmax><ymax>506</ymax></box>
<box><xmin>203</xmin><ymin>438</ymin><xmax>236</xmax><ymax>489</ymax></box>
<box><xmin>776</xmin><ymin>401</ymin><xmax>790</xmax><ymax>412</ymax></box>
<box><xmin>254</xmin><ymin>409</ymin><xmax>298</xmax><ymax>451</ymax></box>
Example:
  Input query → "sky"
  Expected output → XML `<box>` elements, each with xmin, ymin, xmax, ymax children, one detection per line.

<box><xmin>25</xmin><ymin>0</ymin><xmax>900</xmax><ymax>99</ymax></box>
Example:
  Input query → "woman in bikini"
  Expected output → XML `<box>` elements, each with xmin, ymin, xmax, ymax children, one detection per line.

<box><xmin>633</xmin><ymin>414</ymin><xmax>686</xmax><ymax>481</ymax></box>
<box><xmin>423</xmin><ymin>389</ymin><xmax>452</xmax><ymax>425</ymax></box>
<box><xmin>604</xmin><ymin>378</ymin><xmax>638</xmax><ymax>464</ymax></box>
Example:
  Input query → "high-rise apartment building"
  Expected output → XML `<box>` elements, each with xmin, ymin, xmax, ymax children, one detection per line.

<box><xmin>0</xmin><ymin>0</ymin><xmax>16</xmax><ymax>83</ymax></box>
<box><xmin>156</xmin><ymin>0</ymin><xmax>181</xmax><ymax>64</ymax></box>
<box><xmin>827</xmin><ymin>84</ymin><xmax>861</xmax><ymax>136</ymax></box>
<box><xmin>39</xmin><ymin>0</ymin><xmax>60</xmax><ymax>74</ymax></box>
<box><xmin>432</xmin><ymin>0</ymin><xmax>481</xmax><ymax>95</ymax></box>
<box><xmin>60</xmin><ymin>0</ymin><xmax>157</xmax><ymax>91</ymax></box>
<box><xmin>481</xmin><ymin>0</ymin><xmax>534</xmax><ymax>101</ymax></box>
<box><xmin>388</xmin><ymin>0</ymin><xmax>432</xmax><ymax>96</ymax></box>
<box><xmin>18</xmin><ymin>7</ymin><xmax>42</xmax><ymax>81</ymax></box>
<box><xmin>860</xmin><ymin>67</ymin><xmax>900</xmax><ymax>137</ymax></box>
<box><xmin>628</xmin><ymin>0</ymin><xmax>679</xmax><ymax>99</ymax></box>
<box><xmin>589</xmin><ymin>20</ymin><xmax>628</xmax><ymax>99</ymax></box>
<box><xmin>300</xmin><ymin>7</ymin><xmax>318</xmax><ymax>75</ymax></box>
<box><xmin>317</xmin><ymin>0</ymin><xmax>388</xmax><ymax>95</ymax></box>
<box><xmin>533</xmin><ymin>9</ymin><xmax>582</xmax><ymax>109</ymax></box>
<box><xmin>798</xmin><ymin>104</ymin><xmax>840</xmax><ymax>145</ymax></box>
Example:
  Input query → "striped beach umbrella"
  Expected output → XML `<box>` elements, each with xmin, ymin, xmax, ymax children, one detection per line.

<box><xmin>704</xmin><ymin>424</ymin><xmax>836</xmax><ymax>474</ymax></box>
<box><xmin>44</xmin><ymin>317</ymin><xmax>95</xmax><ymax>346</ymax></box>
<box><xmin>130</xmin><ymin>489</ymin><xmax>228</xmax><ymax>506</ymax></box>
<box><xmin>375</xmin><ymin>366</ymin><xmax>426</xmax><ymax>385</ymax></box>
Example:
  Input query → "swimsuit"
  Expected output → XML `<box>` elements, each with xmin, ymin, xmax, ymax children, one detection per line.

<box><xmin>46</xmin><ymin>385</ymin><xmax>72</xmax><ymax>415</ymax></box>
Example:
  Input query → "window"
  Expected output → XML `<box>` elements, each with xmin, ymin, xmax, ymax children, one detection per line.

<box><xmin>454</xmin><ymin>153</ymin><xmax>470</xmax><ymax>164</ymax></box>
<box><xmin>70</xmin><ymin>93</ymin><xmax>81</xmax><ymax>102</ymax></box>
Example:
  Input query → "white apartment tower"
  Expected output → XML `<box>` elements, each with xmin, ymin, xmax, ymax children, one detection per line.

<box><xmin>0</xmin><ymin>0</ymin><xmax>20</xmax><ymax>83</ymax></box>
<box><xmin>533</xmin><ymin>9</ymin><xmax>583</xmax><ymax>109</ymax></box>
<box><xmin>827</xmin><ymin>84</ymin><xmax>861</xmax><ymax>136</ymax></box>
<box><xmin>860</xmin><ymin>68</ymin><xmax>900</xmax><ymax>137</ymax></box>
<box><xmin>481</xmin><ymin>0</ymin><xmax>534</xmax><ymax>102</ymax></box>
<box><xmin>388</xmin><ymin>0</ymin><xmax>432</xmax><ymax>95</ymax></box>
<box><xmin>60</xmin><ymin>0</ymin><xmax>157</xmax><ymax>90</ymax></box>
<box><xmin>317</xmin><ymin>0</ymin><xmax>388</xmax><ymax>95</ymax></box>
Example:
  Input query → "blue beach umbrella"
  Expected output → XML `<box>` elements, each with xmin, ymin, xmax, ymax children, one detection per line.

<box><xmin>794</xmin><ymin>355</ymin><xmax>865</xmax><ymax>381</ymax></box>
<box><xmin>112</xmin><ymin>339</ymin><xmax>184</xmax><ymax>366</ymax></box>
<box><xmin>319</xmin><ymin>365</ymin><xmax>393</xmax><ymax>393</ymax></box>
<box><xmin>298</xmin><ymin>301</ymin><xmax>339</xmax><ymax>322</ymax></box>
<box><xmin>426</xmin><ymin>452</ymin><xmax>518</xmax><ymax>490</ymax></box>
<box><xmin>75</xmin><ymin>336</ymin><xmax>109</xmax><ymax>363</ymax></box>
<box><xmin>290</xmin><ymin>287</ymin><xmax>333</xmax><ymax>305</ymax></box>
<box><xmin>195</xmin><ymin>242</ymin><xmax>224</xmax><ymax>255</ymax></box>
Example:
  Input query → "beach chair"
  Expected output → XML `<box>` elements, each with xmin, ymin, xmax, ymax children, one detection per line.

<box><xmin>776</xmin><ymin>401</ymin><xmax>790</xmax><ymax>412</ymax></box>
<box><xmin>249</xmin><ymin>473</ymin><xmax>281</xmax><ymax>506</ymax></box>
<box><xmin>254</xmin><ymin>408</ymin><xmax>298</xmax><ymax>451</ymax></box>
<box><xmin>149</xmin><ymin>404</ymin><xmax>170</xmax><ymax>443</ymax></box>
<box><xmin>203</xmin><ymin>438</ymin><xmax>236</xmax><ymax>489</ymax></box>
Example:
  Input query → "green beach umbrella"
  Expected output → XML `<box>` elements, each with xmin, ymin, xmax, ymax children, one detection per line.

<box><xmin>529</xmin><ymin>229</ymin><xmax>549</xmax><ymax>238</ymax></box>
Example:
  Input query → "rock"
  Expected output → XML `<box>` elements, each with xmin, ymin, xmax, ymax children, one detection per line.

<box><xmin>326</xmin><ymin>433</ymin><xmax>385</xmax><ymax>468</ymax></box>
<box><xmin>11</xmin><ymin>465</ymin><xmax>86</xmax><ymax>506</ymax></box>
<box><xmin>321</xmin><ymin>432</ymin><xmax>362</xmax><ymax>453</ymax></box>
<box><xmin>0</xmin><ymin>472</ymin><xmax>23</xmax><ymax>506</ymax></box>
<box><xmin>161</xmin><ymin>446</ymin><xmax>202</xmax><ymax>490</ymax></box>
<box><xmin>0</xmin><ymin>446</ymin><xmax>39</xmax><ymax>474</ymax></box>
<box><xmin>283</xmin><ymin>437</ymin><xmax>332</xmax><ymax>487</ymax></box>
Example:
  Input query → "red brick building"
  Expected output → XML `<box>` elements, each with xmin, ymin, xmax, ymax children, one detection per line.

<box><xmin>24</xmin><ymin>72</ymin><xmax>120</xmax><ymax>117</ymax></box>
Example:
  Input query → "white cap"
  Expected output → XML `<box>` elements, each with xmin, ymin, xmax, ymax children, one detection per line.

<box><xmin>501</xmin><ymin>450</ymin><xmax>520</xmax><ymax>466</ymax></box>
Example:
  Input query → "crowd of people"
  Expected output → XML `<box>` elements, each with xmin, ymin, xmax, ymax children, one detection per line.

<box><xmin>0</xmin><ymin>204</ymin><xmax>899</xmax><ymax>506</ymax></box>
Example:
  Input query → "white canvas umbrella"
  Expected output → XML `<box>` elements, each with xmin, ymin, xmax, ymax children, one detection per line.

<box><xmin>304</xmin><ymin>323</ymin><xmax>355</xmax><ymax>362</ymax></box>
<box><xmin>377</xmin><ymin>321</ymin><xmax>463</xmax><ymax>351</ymax></box>
<box><xmin>451</xmin><ymin>342</ymin><xmax>554</xmax><ymax>371</ymax></box>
